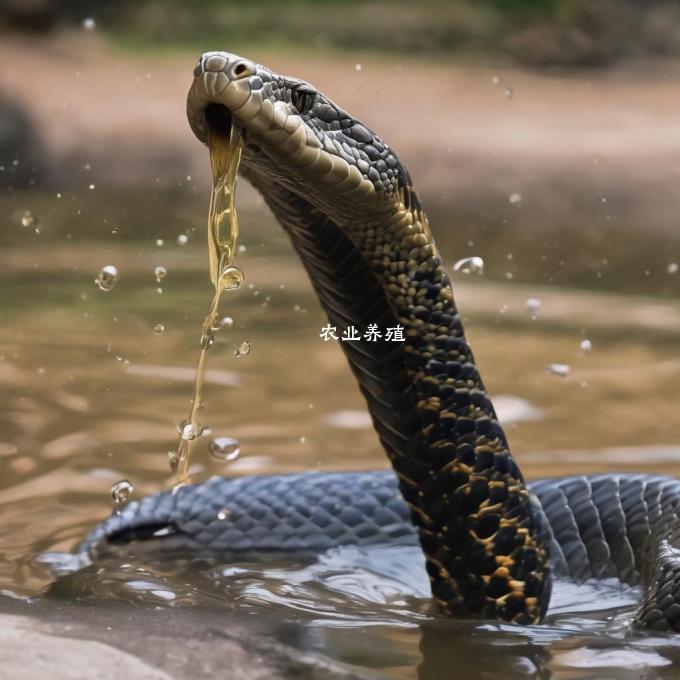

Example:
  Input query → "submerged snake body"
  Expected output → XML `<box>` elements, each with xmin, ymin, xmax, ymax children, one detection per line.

<box><xmin>83</xmin><ymin>52</ymin><xmax>680</xmax><ymax>631</ymax></box>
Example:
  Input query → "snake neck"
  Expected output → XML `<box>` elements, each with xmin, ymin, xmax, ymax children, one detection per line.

<box><xmin>247</xmin><ymin>170</ymin><xmax>551</xmax><ymax>624</ymax></box>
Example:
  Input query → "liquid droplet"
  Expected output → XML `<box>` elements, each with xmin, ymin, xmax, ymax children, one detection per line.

<box><xmin>547</xmin><ymin>363</ymin><xmax>570</xmax><ymax>377</ymax></box>
<box><xmin>526</xmin><ymin>297</ymin><xmax>541</xmax><ymax>319</ymax></box>
<box><xmin>153</xmin><ymin>323</ymin><xmax>165</xmax><ymax>334</ymax></box>
<box><xmin>217</xmin><ymin>508</ymin><xmax>230</xmax><ymax>520</ymax></box>
<box><xmin>220</xmin><ymin>316</ymin><xmax>234</xmax><ymax>329</ymax></box>
<box><xmin>208</xmin><ymin>437</ymin><xmax>240</xmax><ymax>462</ymax></box>
<box><xmin>234</xmin><ymin>341</ymin><xmax>251</xmax><ymax>358</ymax></box>
<box><xmin>20</xmin><ymin>210</ymin><xmax>35</xmax><ymax>227</ymax></box>
<box><xmin>94</xmin><ymin>265</ymin><xmax>119</xmax><ymax>291</ymax></box>
<box><xmin>509</xmin><ymin>192</ymin><xmax>522</xmax><ymax>204</ymax></box>
<box><xmin>453</xmin><ymin>256</ymin><xmax>484</xmax><ymax>275</ymax></box>
<box><xmin>177</xmin><ymin>234</ymin><xmax>189</xmax><ymax>246</ymax></box>
<box><xmin>111</xmin><ymin>479</ymin><xmax>133</xmax><ymax>504</ymax></box>
<box><xmin>178</xmin><ymin>420</ymin><xmax>202</xmax><ymax>441</ymax></box>
<box><xmin>504</xmin><ymin>88</ymin><xmax>514</xmax><ymax>100</ymax></box>
<box><xmin>668</xmin><ymin>262</ymin><xmax>679</xmax><ymax>275</ymax></box>
<box><xmin>82</xmin><ymin>17</ymin><xmax>96</xmax><ymax>30</ymax></box>
<box><xmin>580</xmin><ymin>339</ymin><xmax>593</xmax><ymax>353</ymax></box>
<box><xmin>218</xmin><ymin>265</ymin><xmax>244</xmax><ymax>292</ymax></box>
<box><xmin>200</xmin><ymin>333</ymin><xmax>215</xmax><ymax>349</ymax></box>
<box><xmin>167</xmin><ymin>450</ymin><xmax>179</xmax><ymax>472</ymax></box>
<box><xmin>156</xmin><ymin>238</ymin><xmax>164</xmax><ymax>247</ymax></box>
<box><xmin>154</xmin><ymin>266</ymin><xmax>167</xmax><ymax>283</ymax></box>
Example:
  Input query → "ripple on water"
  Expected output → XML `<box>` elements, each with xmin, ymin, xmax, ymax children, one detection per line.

<box><xmin>35</xmin><ymin>542</ymin><xmax>680</xmax><ymax>677</ymax></box>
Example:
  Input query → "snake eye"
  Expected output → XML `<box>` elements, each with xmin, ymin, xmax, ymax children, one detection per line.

<box><xmin>290</xmin><ymin>90</ymin><xmax>314</xmax><ymax>115</ymax></box>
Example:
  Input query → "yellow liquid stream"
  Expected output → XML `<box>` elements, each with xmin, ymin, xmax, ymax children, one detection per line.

<box><xmin>173</xmin><ymin>122</ymin><xmax>244</xmax><ymax>483</ymax></box>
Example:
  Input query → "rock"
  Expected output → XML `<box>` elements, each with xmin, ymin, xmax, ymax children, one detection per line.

<box><xmin>0</xmin><ymin>614</ymin><xmax>173</xmax><ymax>680</ymax></box>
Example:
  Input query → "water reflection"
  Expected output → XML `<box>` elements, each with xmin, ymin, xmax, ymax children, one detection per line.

<box><xmin>38</xmin><ymin>544</ymin><xmax>680</xmax><ymax>678</ymax></box>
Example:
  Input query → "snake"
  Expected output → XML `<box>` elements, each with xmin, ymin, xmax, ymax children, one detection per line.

<box><xmin>80</xmin><ymin>51</ymin><xmax>680</xmax><ymax>631</ymax></box>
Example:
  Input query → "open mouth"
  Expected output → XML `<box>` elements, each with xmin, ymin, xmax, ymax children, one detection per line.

<box><xmin>204</xmin><ymin>103</ymin><xmax>233</xmax><ymax>140</ymax></box>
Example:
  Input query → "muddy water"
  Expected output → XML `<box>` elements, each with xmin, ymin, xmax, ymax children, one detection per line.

<box><xmin>2</xmin><ymin>188</ymin><xmax>680</xmax><ymax>677</ymax></box>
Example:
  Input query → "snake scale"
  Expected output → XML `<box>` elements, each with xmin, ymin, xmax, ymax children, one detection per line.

<box><xmin>80</xmin><ymin>52</ymin><xmax>680</xmax><ymax>631</ymax></box>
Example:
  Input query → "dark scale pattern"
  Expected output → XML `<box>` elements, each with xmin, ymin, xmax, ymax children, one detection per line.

<box><xmin>81</xmin><ymin>471</ymin><xmax>418</xmax><ymax>556</ymax></box>
<box><xmin>334</xmin><ymin>202</ymin><xmax>551</xmax><ymax>623</ymax></box>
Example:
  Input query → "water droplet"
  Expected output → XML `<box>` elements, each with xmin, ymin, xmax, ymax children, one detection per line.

<box><xmin>453</xmin><ymin>256</ymin><xmax>484</xmax><ymax>275</ymax></box>
<box><xmin>178</xmin><ymin>420</ymin><xmax>202</xmax><ymax>441</ymax></box>
<box><xmin>580</xmin><ymin>339</ymin><xmax>593</xmax><ymax>353</ymax></box>
<box><xmin>82</xmin><ymin>17</ymin><xmax>96</xmax><ymax>30</ymax></box>
<box><xmin>111</xmin><ymin>226</ymin><xmax>118</xmax><ymax>234</ymax></box>
<box><xmin>94</xmin><ymin>265</ymin><xmax>118</xmax><ymax>291</ymax></box>
<box><xmin>20</xmin><ymin>210</ymin><xmax>35</xmax><ymax>227</ymax></box>
<box><xmin>167</xmin><ymin>450</ymin><xmax>179</xmax><ymax>472</ymax></box>
<box><xmin>668</xmin><ymin>262</ymin><xmax>679</xmax><ymax>275</ymax></box>
<box><xmin>509</xmin><ymin>192</ymin><xmax>522</xmax><ymax>204</ymax></box>
<box><xmin>111</xmin><ymin>479</ymin><xmax>133</xmax><ymax>504</ymax></box>
<box><xmin>218</xmin><ymin>265</ymin><xmax>244</xmax><ymax>291</ymax></box>
<box><xmin>200</xmin><ymin>333</ymin><xmax>215</xmax><ymax>349</ymax></box>
<box><xmin>153</xmin><ymin>323</ymin><xmax>165</xmax><ymax>334</ymax></box>
<box><xmin>547</xmin><ymin>363</ymin><xmax>570</xmax><ymax>377</ymax></box>
<box><xmin>208</xmin><ymin>437</ymin><xmax>240</xmax><ymax>462</ymax></box>
<box><xmin>526</xmin><ymin>297</ymin><xmax>541</xmax><ymax>319</ymax></box>
<box><xmin>234</xmin><ymin>341</ymin><xmax>251</xmax><ymax>358</ymax></box>
<box><xmin>176</xmin><ymin>234</ymin><xmax>189</xmax><ymax>246</ymax></box>
<box><xmin>504</xmin><ymin>88</ymin><xmax>514</xmax><ymax>100</ymax></box>
<box><xmin>355</xmin><ymin>63</ymin><xmax>363</xmax><ymax>71</ymax></box>
<box><xmin>237</xmin><ymin>244</ymin><xmax>247</xmax><ymax>254</ymax></box>
<box><xmin>217</xmin><ymin>509</ymin><xmax>230</xmax><ymax>520</ymax></box>
<box><xmin>491</xmin><ymin>75</ymin><xmax>500</xmax><ymax>85</ymax></box>
<box><xmin>156</xmin><ymin>238</ymin><xmax>164</xmax><ymax>247</ymax></box>
<box><xmin>300</xmin><ymin>436</ymin><xmax>307</xmax><ymax>444</ymax></box>
<box><xmin>154</xmin><ymin>265</ymin><xmax>167</xmax><ymax>283</ymax></box>
<box><xmin>220</xmin><ymin>316</ymin><xmax>234</xmax><ymax>329</ymax></box>
<box><xmin>88</xmin><ymin>183</ymin><xmax>95</xmax><ymax>190</ymax></box>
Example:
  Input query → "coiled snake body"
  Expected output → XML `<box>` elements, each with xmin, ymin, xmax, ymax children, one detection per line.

<box><xmin>81</xmin><ymin>52</ymin><xmax>680</xmax><ymax>631</ymax></box>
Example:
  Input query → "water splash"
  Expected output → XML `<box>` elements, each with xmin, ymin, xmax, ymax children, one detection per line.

<box><xmin>208</xmin><ymin>437</ymin><xmax>241</xmax><ymax>462</ymax></box>
<box><xmin>110</xmin><ymin>479</ymin><xmax>133</xmax><ymax>505</ymax></box>
<box><xmin>453</xmin><ymin>256</ymin><xmax>484</xmax><ymax>275</ymax></box>
<box><xmin>94</xmin><ymin>265</ymin><xmax>118</xmax><ymax>292</ymax></box>
<box><xmin>234</xmin><ymin>341</ymin><xmax>251</xmax><ymax>358</ymax></box>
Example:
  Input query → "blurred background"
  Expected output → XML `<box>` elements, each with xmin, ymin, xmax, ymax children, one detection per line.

<box><xmin>1</xmin><ymin>0</ymin><xmax>680</xmax><ymax>595</ymax></box>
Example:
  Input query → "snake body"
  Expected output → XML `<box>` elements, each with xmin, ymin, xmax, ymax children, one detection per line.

<box><xmin>81</xmin><ymin>52</ymin><xmax>680</xmax><ymax>630</ymax></box>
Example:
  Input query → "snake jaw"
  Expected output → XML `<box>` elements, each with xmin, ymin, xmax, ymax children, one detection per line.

<box><xmin>187</xmin><ymin>51</ymin><xmax>414</xmax><ymax>221</ymax></box>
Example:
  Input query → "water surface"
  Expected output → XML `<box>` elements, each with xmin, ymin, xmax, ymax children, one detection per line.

<box><xmin>2</xmin><ymin>187</ymin><xmax>680</xmax><ymax>677</ymax></box>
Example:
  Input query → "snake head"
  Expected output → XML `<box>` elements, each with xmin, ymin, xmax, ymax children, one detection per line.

<box><xmin>187</xmin><ymin>51</ymin><xmax>416</xmax><ymax>221</ymax></box>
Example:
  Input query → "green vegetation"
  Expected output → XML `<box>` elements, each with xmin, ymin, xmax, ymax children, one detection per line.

<box><xmin>4</xmin><ymin>0</ymin><xmax>677</xmax><ymax>66</ymax></box>
<box><xmin>90</xmin><ymin>0</ymin><xmax>679</xmax><ymax>67</ymax></box>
